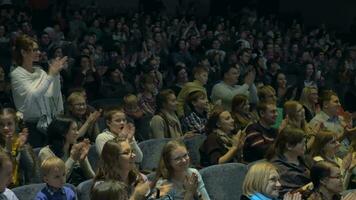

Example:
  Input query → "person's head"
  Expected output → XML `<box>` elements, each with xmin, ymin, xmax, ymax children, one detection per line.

<box><xmin>123</xmin><ymin>94</ymin><xmax>139</xmax><ymax>111</ymax></box>
<box><xmin>193</xmin><ymin>65</ymin><xmax>209</xmax><ymax>85</ymax></box>
<box><xmin>319</xmin><ymin>90</ymin><xmax>340</xmax><ymax>117</ymax></box>
<box><xmin>256</xmin><ymin>102</ymin><xmax>278</xmax><ymax>126</ymax></box>
<box><xmin>239</xmin><ymin>48</ymin><xmax>251</xmax><ymax>64</ymax></box>
<box><xmin>156</xmin><ymin>140</ymin><xmax>190</xmax><ymax>180</ymax></box>
<box><xmin>78</xmin><ymin>55</ymin><xmax>91</xmax><ymax>69</ymax></box>
<box><xmin>258</xmin><ymin>85</ymin><xmax>277</xmax><ymax>104</ymax></box>
<box><xmin>310</xmin><ymin>161</ymin><xmax>343</xmax><ymax>194</ymax></box>
<box><xmin>299</xmin><ymin>86</ymin><xmax>318</xmax><ymax>108</ymax></box>
<box><xmin>206</xmin><ymin>106</ymin><xmax>234</xmax><ymax>134</ymax></box>
<box><xmin>41</xmin><ymin>157</ymin><xmax>66</xmax><ymax>189</ymax></box>
<box><xmin>47</xmin><ymin>117</ymin><xmax>78</xmax><ymax>158</ymax></box>
<box><xmin>221</xmin><ymin>63</ymin><xmax>240</xmax><ymax>86</ymax></box>
<box><xmin>304</xmin><ymin>63</ymin><xmax>315</xmax><ymax>79</ymax></box>
<box><xmin>242</xmin><ymin>162</ymin><xmax>281</xmax><ymax>198</ymax></box>
<box><xmin>274</xmin><ymin>72</ymin><xmax>287</xmax><ymax>89</ymax></box>
<box><xmin>231</xmin><ymin>94</ymin><xmax>250</xmax><ymax>114</ymax></box>
<box><xmin>0</xmin><ymin>108</ymin><xmax>18</xmax><ymax>145</ymax></box>
<box><xmin>96</xmin><ymin>139</ymin><xmax>137</xmax><ymax>183</ymax></box>
<box><xmin>140</xmin><ymin>74</ymin><xmax>156</xmax><ymax>93</ymax></box>
<box><xmin>13</xmin><ymin>35</ymin><xmax>40</xmax><ymax>65</ymax></box>
<box><xmin>310</xmin><ymin>131</ymin><xmax>340</xmax><ymax>158</ymax></box>
<box><xmin>174</xmin><ymin>63</ymin><xmax>188</xmax><ymax>84</ymax></box>
<box><xmin>104</xmin><ymin>109</ymin><xmax>127</xmax><ymax>136</ymax></box>
<box><xmin>186</xmin><ymin>90</ymin><xmax>208</xmax><ymax>112</ymax></box>
<box><xmin>267</xmin><ymin>128</ymin><xmax>306</xmax><ymax>159</ymax></box>
<box><xmin>91</xmin><ymin>181</ymin><xmax>128</xmax><ymax>200</ymax></box>
<box><xmin>283</xmin><ymin>101</ymin><xmax>306</xmax><ymax>128</ymax></box>
<box><xmin>156</xmin><ymin>89</ymin><xmax>177</xmax><ymax>112</ymax></box>
<box><xmin>67</xmin><ymin>92</ymin><xmax>87</xmax><ymax>117</ymax></box>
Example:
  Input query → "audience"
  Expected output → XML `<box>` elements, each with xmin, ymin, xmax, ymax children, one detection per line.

<box><xmin>0</xmin><ymin>150</ymin><xmax>18</xmax><ymax>199</ymax></box>
<box><xmin>2</xmin><ymin>2</ymin><xmax>356</xmax><ymax>198</ymax></box>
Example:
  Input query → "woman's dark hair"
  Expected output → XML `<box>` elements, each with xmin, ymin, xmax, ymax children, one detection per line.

<box><xmin>47</xmin><ymin>117</ymin><xmax>75</xmax><ymax>158</ymax></box>
<box><xmin>205</xmin><ymin>106</ymin><xmax>225</xmax><ymax>134</ymax></box>
<box><xmin>310</xmin><ymin>161</ymin><xmax>339</xmax><ymax>189</ymax></box>
<box><xmin>91</xmin><ymin>180</ymin><xmax>128</xmax><ymax>200</ymax></box>
<box><xmin>266</xmin><ymin>128</ymin><xmax>305</xmax><ymax>160</ymax></box>
<box><xmin>13</xmin><ymin>35</ymin><xmax>35</xmax><ymax>65</ymax></box>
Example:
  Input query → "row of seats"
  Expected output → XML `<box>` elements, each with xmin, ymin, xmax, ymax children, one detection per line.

<box><xmin>13</xmin><ymin>162</ymin><xmax>248</xmax><ymax>200</ymax></box>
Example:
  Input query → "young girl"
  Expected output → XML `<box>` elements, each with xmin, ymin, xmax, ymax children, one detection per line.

<box><xmin>0</xmin><ymin>108</ymin><xmax>39</xmax><ymax>187</ymax></box>
<box><xmin>154</xmin><ymin>140</ymin><xmax>211</xmax><ymax>200</ymax></box>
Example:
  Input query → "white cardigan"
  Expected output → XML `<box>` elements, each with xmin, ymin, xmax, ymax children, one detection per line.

<box><xmin>10</xmin><ymin>66</ymin><xmax>63</xmax><ymax>121</ymax></box>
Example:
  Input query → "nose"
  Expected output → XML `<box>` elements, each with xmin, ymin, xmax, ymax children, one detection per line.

<box><xmin>131</xmin><ymin>152</ymin><xmax>136</xmax><ymax>159</ymax></box>
<box><xmin>276</xmin><ymin>180</ymin><xmax>281</xmax><ymax>188</ymax></box>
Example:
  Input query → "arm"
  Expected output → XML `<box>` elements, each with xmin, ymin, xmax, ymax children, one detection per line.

<box><xmin>130</xmin><ymin>139</ymin><xmax>143</xmax><ymax>163</ymax></box>
<box><xmin>80</xmin><ymin>157</ymin><xmax>95</xmax><ymax>178</ymax></box>
<box><xmin>218</xmin><ymin>146</ymin><xmax>239</xmax><ymax>164</ymax></box>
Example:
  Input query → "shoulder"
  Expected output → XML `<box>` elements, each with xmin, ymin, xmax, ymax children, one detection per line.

<box><xmin>151</xmin><ymin>115</ymin><xmax>164</xmax><ymax>122</ymax></box>
<box><xmin>63</xmin><ymin>186</ymin><xmax>76</xmax><ymax>196</ymax></box>
<box><xmin>3</xmin><ymin>188</ymin><xmax>19</xmax><ymax>200</ymax></box>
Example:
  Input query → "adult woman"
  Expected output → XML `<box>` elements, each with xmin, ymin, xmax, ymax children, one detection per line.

<box><xmin>307</xmin><ymin>161</ymin><xmax>356</xmax><ymax>200</ymax></box>
<box><xmin>241</xmin><ymin>162</ymin><xmax>302</xmax><ymax>200</ymax></box>
<box><xmin>272</xmin><ymin>72</ymin><xmax>289</xmax><ymax>106</ymax></box>
<box><xmin>200</xmin><ymin>106</ymin><xmax>245</xmax><ymax>167</ymax></box>
<box><xmin>0</xmin><ymin>108</ymin><xmax>40</xmax><ymax>187</ymax></box>
<box><xmin>266</xmin><ymin>128</ymin><xmax>310</xmax><ymax>197</ymax></box>
<box><xmin>66</xmin><ymin>91</ymin><xmax>101</xmax><ymax>142</ymax></box>
<box><xmin>100</xmin><ymin>66</ymin><xmax>135</xmax><ymax>99</ymax></box>
<box><xmin>95</xmin><ymin>109</ymin><xmax>143</xmax><ymax>163</ymax></box>
<box><xmin>38</xmin><ymin>117</ymin><xmax>94</xmax><ymax>185</ymax></box>
<box><xmin>309</xmin><ymin>131</ymin><xmax>353</xmax><ymax>189</ymax></box>
<box><xmin>150</xmin><ymin>89</ymin><xmax>183</xmax><ymax>139</ymax></box>
<box><xmin>154</xmin><ymin>140</ymin><xmax>210</xmax><ymax>200</ymax></box>
<box><xmin>299</xmin><ymin>86</ymin><xmax>319</xmax><ymax>122</ymax></box>
<box><xmin>231</xmin><ymin>94</ymin><xmax>258</xmax><ymax>131</ymax></box>
<box><xmin>281</xmin><ymin>101</ymin><xmax>311</xmax><ymax>133</ymax></box>
<box><xmin>93</xmin><ymin>139</ymin><xmax>148</xmax><ymax>197</ymax></box>
<box><xmin>11</xmin><ymin>35</ymin><xmax>67</xmax><ymax>147</ymax></box>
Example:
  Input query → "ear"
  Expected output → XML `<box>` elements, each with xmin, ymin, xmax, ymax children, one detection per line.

<box><xmin>21</xmin><ymin>49</ymin><xmax>26</xmax><ymax>57</ymax></box>
<box><xmin>286</xmin><ymin>143</ymin><xmax>294</xmax><ymax>151</ymax></box>
<box><xmin>43</xmin><ymin>175</ymin><xmax>48</xmax><ymax>183</ymax></box>
<box><xmin>106</xmin><ymin>120</ymin><xmax>111</xmax><ymax>127</ymax></box>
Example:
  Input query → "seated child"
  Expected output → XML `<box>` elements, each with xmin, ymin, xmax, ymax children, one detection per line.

<box><xmin>0</xmin><ymin>150</ymin><xmax>18</xmax><ymax>200</ymax></box>
<box><xmin>35</xmin><ymin>157</ymin><xmax>76</xmax><ymax>200</ymax></box>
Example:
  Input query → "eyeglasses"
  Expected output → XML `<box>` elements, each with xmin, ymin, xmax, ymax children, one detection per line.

<box><xmin>328</xmin><ymin>174</ymin><xmax>342</xmax><ymax>180</ymax></box>
<box><xmin>171</xmin><ymin>153</ymin><xmax>189</xmax><ymax>162</ymax></box>
<box><xmin>72</xmin><ymin>103</ymin><xmax>86</xmax><ymax>107</ymax></box>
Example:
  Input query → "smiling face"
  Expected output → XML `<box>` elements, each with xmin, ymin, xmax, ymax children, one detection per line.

<box><xmin>217</xmin><ymin>111</ymin><xmax>235</xmax><ymax>133</ymax></box>
<box><xmin>65</xmin><ymin>122</ymin><xmax>78</xmax><ymax>145</ymax></box>
<box><xmin>0</xmin><ymin>113</ymin><xmax>16</xmax><ymax>139</ymax></box>
<box><xmin>118</xmin><ymin>141</ymin><xmax>136</xmax><ymax>171</ymax></box>
<box><xmin>264</xmin><ymin>170</ymin><xmax>281</xmax><ymax>198</ymax></box>
<box><xmin>169</xmin><ymin>145</ymin><xmax>190</xmax><ymax>173</ymax></box>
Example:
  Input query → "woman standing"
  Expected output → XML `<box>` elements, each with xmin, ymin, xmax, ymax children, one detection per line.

<box><xmin>11</xmin><ymin>35</ymin><xmax>67</xmax><ymax>147</ymax></box>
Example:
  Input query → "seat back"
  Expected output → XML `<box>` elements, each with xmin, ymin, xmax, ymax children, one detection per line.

<box><xmin>12</xmin><ymin>183</ymin><xmax>77</xmax><ymax>200</ymax></box>
<box><xmin>138</xmin><ymin>138</ymin><xmax>171</xmax><ymax>171</ymax></box>
<box><xmin>183</xmin><ymin>134</ymin><xmax>206</xmax><ymax>167</ymax></box>
<box><xmin>77</xmin><ymin>179</ymin><xmax>94</xmax><ymax>200</ymax></box>
<box><xmin>199</xmin><ymin>163</ymin><xmax>247</xmax><ymax>200</ymax></box>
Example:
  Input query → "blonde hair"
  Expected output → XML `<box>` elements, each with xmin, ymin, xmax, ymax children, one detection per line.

<box><xmin>299</xmin><ymin>86</ymin><xmax>317</xmax><ymax>114</ymax></box>
<box><xmin>67</xmin><ymin>91</ymin><xmax>86</xmax><ymax>105</ymax></box>
<box><xmin>123</xmin><ymin>94</ymin><xmax>138</xmax><ymax>106</ymax></box>
<box><xmin>242</xmin><ymin>162</ymin><xmax>278</xmax><ymax>196</ymax></box>
<box><xmin>41</xmin><ymin>157</ymin><xmax>65</xmax><ymax>177</ymax></box>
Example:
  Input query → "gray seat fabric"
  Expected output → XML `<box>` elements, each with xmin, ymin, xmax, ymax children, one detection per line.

<box><xmin>199</xmin><ymin>163</ymin><xmax>247</xmax><ymax>200</ymax></box>
<box><xmin>138</xmin><ymin>138</ymin><xmax>171</xmax><ymax>171</ymax></box>
<box><xmin>88</xmin><ymin>145</ymin><xmax>99</xmax><ymax>171</ymax></box>
<box><xmin>12</xmin><ymin>183</ymin><xmax>77</xmax><ymax>200</ymax></box>
<box><xmin>183</xmin><ymin>134</ymin><xmax>206</xmax><ymax>167</ymax></box>
<box><xmin>77</xmin><ymin>179</ymin><xmax>93</xmax><ymax>200</ymax></box>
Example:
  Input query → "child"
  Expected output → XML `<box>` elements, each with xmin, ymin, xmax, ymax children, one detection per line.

<box><xmin>0</xmin><ymin>150</ymin><xmax>18</xmax><ymax>200</ymax></box>
<box><xmin>35</xmin><ymin>157</ymin><xmax>76</xmax><ymax>200</ymax></box>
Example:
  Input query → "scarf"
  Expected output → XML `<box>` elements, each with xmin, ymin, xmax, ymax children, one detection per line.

<box><xmin>249</xmin><ymin>193</ymin><xmax>274</xmax><ymax>200</ymax></box>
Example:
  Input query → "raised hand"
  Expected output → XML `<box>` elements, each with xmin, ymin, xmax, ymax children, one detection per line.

<box><xmin>131</xmin><ymin>182</ymin><xmax>150</xmax><ymax>200</ymax></box>
<box><xmin>232</xmin><ymin>129</ymin><xmax>246</xmax><ymax>149</ymax></box>
<box><xmin>283</xmin><ymin>192</ymin><xmax>302</xmax><ymax>200</ymax></box>
<box><xmin>87</xmin><ymin>109</ymin><xmax>102</xmax><ymax>124</ymax></box>
<box><xmin>342</xmin><ymin>192</ymin><xmax>356</xmax><ymax>200</ymax></box>
<box><xmin>184</xmin><ymin>173</ymin><xmax>199</xmax><ymax>194</ymax></box>
<box><xmin>70</xmin><ymin>143</ymin><xmax>82</xmax><ymax>161</ymax></box>
<box><xmin>79</xmin><ymin>139</ymin><xmax>91</xmax><ymax>161</ymax></box>
<box><xmin>49</xmin><ymin>56</ymin><xmax>68</xmax><ymax>76</ymax></box>
<box><xmin>122</xmin><ymin>123</ymin><xmax>135</xmax><ymax>142</ymax></box>
<box><xmin>17</xmin><ymin>128</ymin><xmax>29</xmax><ymax>147</ymax></box>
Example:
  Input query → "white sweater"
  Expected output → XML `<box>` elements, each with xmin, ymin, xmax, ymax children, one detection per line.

<box><xmin>10</xmin><ymin>66</ymin><xmax>63</xmax><ymax>121</ymax></box>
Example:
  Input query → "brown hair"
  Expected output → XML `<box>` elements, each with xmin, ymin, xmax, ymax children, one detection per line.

<box><xmin>94</xmin><ymin>139</ymin><xmax>140</xmax><ymax>185</ymax></box>
<box><xmin>205</xmin><ymin>106</ymin><xmax>225</xmax><ymax>134</ymax></box>
<box><xmin>156</xmin><ymin>89</ymin><xmax>175</xmax><ymax>111</ymax></box>
<box><xmin>155</xmin><ymin>140</ymin><xmax>187</xmax><ymax>180</ymax></box>
<box><xmin>283</xmin><ymin>101</ymin><xmax>308</xmax><ymax>132</ymax></box>
<box><xmin>91</xmin><ymin>181</ymin><xmax>128</xmax><ymax>200</ymax></box>
<box><xmin>13</xmin><ymin>35</ymin><xmax>36</xmax><ymax>65</ymax></box>
<box><xmin>231</xmin><ymin>94</ymin><xmax>249</xmax><ymax>113</ymax></box>
<box><xmin>258</xmin><ymin>85</ymin><xmax>276</xmax><ymax>103</ymax></box>
<box><xmin>309</xmin><ymin>130</ymin><xmax>335</xmax><ymax>158</ymax></box>
<box><xmin>319</xmin><ymin>90</ymin><xmax>338</xmax><ymax>109</ymax></box>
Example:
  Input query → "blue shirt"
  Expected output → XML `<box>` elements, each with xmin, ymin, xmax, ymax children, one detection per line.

<box><xmin>35</xmin><ymin>185</ymin><xmax>76</xmax><ymax>200</ymax></box>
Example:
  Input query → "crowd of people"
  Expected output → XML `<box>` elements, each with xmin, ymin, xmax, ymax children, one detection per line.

<box><xmin>1</xmin><ymin>2</ymin><xmax>356</xmax><ymax>200</ymax></box>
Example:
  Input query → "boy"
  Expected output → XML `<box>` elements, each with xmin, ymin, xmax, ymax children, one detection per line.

<box><xmin>35</xmin><ymin>157</ymin><xmax>76</xmax><ymax>200</ymax></box>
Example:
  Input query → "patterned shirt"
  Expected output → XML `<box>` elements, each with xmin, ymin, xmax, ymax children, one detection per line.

<box><xmin>181</xmin><ymin>111</ymin><xmax>208</xmax><ymax>134</ymax></box>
